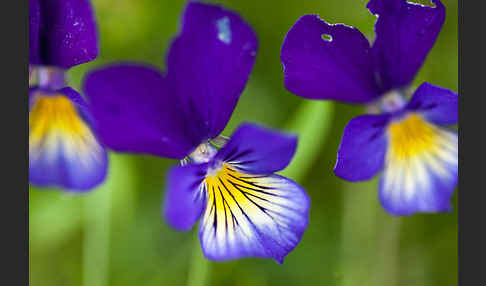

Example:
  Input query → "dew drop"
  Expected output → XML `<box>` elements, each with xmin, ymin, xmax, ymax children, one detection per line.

<box><xmin>217</xmin><ymin>17</ymin><xmax>232</xmax><ymax>44</ymax></box>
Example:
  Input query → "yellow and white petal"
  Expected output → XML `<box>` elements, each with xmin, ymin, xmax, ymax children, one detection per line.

<box><xmin>29</xmin><ymin>89</ymin><xmax>107</xmax><ymax>191</ymax></box>
<box><xmin>199</xmin><ymin>163</ymin><xmax>309</xmax><ymax>263</ymax></box>
<box><xmin>380</xmin><ymin>113</ymin><xmax>457</xmax><ymax>215</ymax></box>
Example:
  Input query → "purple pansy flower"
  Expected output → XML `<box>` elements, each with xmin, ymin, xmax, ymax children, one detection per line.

<box><xmin>29</xmin><ymin>0</ymin><xmax>108</xmax><ymax>191</ymax></box>
<box><xmin>83</xmin><ymin>2</ymin><xmax>310</xmax><ymax>263</ymax></box>
<box><xmin>281</xmin><ymin>0</ymin><xmax>457</xmax><ymax>215</ymax></box>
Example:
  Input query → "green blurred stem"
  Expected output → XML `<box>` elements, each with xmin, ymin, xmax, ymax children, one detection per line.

<box><xmin>83</xmin><ymin>186</ymin><xmax>111</xmax><ymax>286</ymax></box>
<box><xmin>339</xmin><ymin>180</ymin><xmax>380</xmax><ymax>286</ymax></box>
<box><xmin>280</xmin><ymin>98</ymin><xmax>402</xmax><ymax>285</ymax></box>
<box><xmin>338</xmin><ymin>174</ymin><xmax>402</xmax><ymax>286</ymax></box>
<box><xmin>29</xmin><ymin>192</ymin><xmax>83</xmax><ymax>251</ymax></box>
<box><xmin>372</xmin><ymin>217</ymin><xmax>401</xmax><ymax>286</ymax></box>
<box><xmin>280</xmin><ymin>100</ymin><xmax>334</xmax><ymax>180</ymax></box>
<box><xmin>186</xmin><ymin>231</ymin><xmax>210</xmax><ymax>286</ymax></box>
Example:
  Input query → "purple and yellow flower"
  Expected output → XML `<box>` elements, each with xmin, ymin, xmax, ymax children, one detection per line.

<box><xmin>281</xmin><ymin>0</ymin><xmax>457</xmax><ymax>215</ymax></box>
<box><xmin>29</xmin><ymin>0</ymin><xmax>108</xmax><ymax>191</ymax></box>
<box><xmin>82</xmin><ymin>2</ymin><xmax>310</xmax><ymax>263</ymax></box>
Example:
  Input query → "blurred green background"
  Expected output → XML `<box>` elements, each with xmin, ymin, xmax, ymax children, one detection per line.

<box><xmin>29</xmin><ymin>0</ymin><xmax>458</xmax><ymax>285</ymax></box>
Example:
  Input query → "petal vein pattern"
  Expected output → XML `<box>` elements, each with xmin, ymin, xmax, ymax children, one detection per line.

<box><xmin>199</xmin><ymin>163</ymin><xmax>309</xmax><ymax>263</ymax></box>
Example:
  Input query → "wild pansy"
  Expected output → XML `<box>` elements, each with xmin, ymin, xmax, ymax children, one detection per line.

<box><xmin>83</xmin><ymin>2</ymin><xmax>309</xmax><ymax>263</ymax></box>
<box><xmin>281</xmin><ymin>0</ymin><xmax>457</xmax><ymax>215</ymax></box>
<box><xmin>29</xmin><ymin>0</ymin><xmax>108</xmax><ymax>191</ymax></box>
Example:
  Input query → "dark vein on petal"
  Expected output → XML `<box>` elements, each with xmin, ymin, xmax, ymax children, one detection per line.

<box><xmin>212</xmin><ymin>185</ymin><xmax>217</xmax><ymax>237</ymax></box>
<box><xmin>218</xmin><ymin>177</ymin><xmax>253</xmax><ymax>226</ymax></box>
<box><xmin>218</xmin><ymin>186</ymin><xmax>229</xmax><ymax>234</ymax></box>
<box><xmin>227</xmin><ymin>173</ymin><xmax>275</xmax><ymax>190</ymax></box>
<box><xmin>223</xmin><ymin>147</ymin><xmax>239</xmax><ymax>162</ymax></box>
<box><xmin>227</xmin><ymin>149</ymin><xmax>252</xmax><ymax>162</ymax></box>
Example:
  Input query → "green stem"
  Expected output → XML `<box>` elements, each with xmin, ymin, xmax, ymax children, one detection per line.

<box><xmin>338</xmin><ymin>178</ymin><xmax>402</xmax><ymax>286</ymax></box>
<box><xmin>186</xmin><ymin>231</ymin><xmax>210</xmax><ymax>286</ymax></box>
<box><xmin>83</xmin><ymin>184</ymin><xmax>111</xmax><ymax>286</ymax></box>
<box><xmin>280</xmin><ymin>100</ymin><xmax>334</xmax><ymax>180</ymax></box>
<box><xmin>338</xmin><ymin>179</ymin><xmax>379</xmax><ymax>286</ymax></box>
<box><xmin>372</xmin><ymin>216</ymin><xmax>401</xmax><ymax>286</ymax></box>
<box><xmin>29</xmin><ymin>191</ymin><xmax>83</xmax><ymax>251</ymax></box>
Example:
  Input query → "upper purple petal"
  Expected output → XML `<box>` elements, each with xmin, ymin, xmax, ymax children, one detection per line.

<box><xmin>334</xmin><ymin>114</ymin><xmax>391</xmax><ymax>181</ymax></box>
<box><xmin>29</xmin><ymin>0</ymin><xmax>41</xmax><ymax>65</ymax></box>
<box><xmin>165</xmin><ymin>2</ymin><xmax>258</xmax><ymax>139</ymax></box>
<box><xmin>214</xmin><ymin>123</ymin><xmax>297</xmax><ymax>174</ymax></box>
<box><xmin>405</xmin><ymin>82</ymin><xmax>458</xmax><ymax>126</ymax></box>
<box><xmin>369</xmin><ymin>0</ymin><xmax>445</xmax><ymax>91</ymax></box>
<box><xmin>83</xmin><ymin>64</ymin><xmax>204</xmax><ymax>159</ymax></box>
<box><xmin>35</xmin><ymin>0</ymin><xmax>99</xmax><ymax>68</ymax></box>
<box><xmin>163</xmin><ymin>163</ymin><xmax>208</xmax><ymax>231</ymax></box>
<box><xmin>281</xmin><ymin>15</ymin><xmax>381</xmax><ymax>104</ymax></box>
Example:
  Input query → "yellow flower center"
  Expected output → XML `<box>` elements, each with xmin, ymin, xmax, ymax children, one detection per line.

<box><xmin>387</xmin><ymin>113</ymin><xmax>438</xmax><ymax>160</ymax></box>
<box><xmin>29</xmin><ymin>93</ymin><xmax>101</xmax><ymax>160</ymax></box>
<box><xmin>30</xmin><ymin>94</ymin><xmax>88</xmax><ymax>138</ymax></box>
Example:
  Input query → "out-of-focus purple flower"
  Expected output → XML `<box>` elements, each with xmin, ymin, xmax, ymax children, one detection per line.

<box><xmin>83</xmin><ymin>2</ymin><xmax>309</xmax><ymax>263</ymax></box>
<box><xmin>29</xmin><ymin>0</ymin><xmax>107</xmax><ymax>191</ymax></box>
<box><xmin>335</xmin><ymin>83</ymin><xmax>457</xmax><ymax>215</ymax></box>
<box><xmin>281</xmin><ymin>0</ymin><xmax>457</xmax><ymax>215</ymax></box>
<box><xmin>30</xmin><ymin>0</ymin><xmax>99</xmax><ymax>68</ymax></box>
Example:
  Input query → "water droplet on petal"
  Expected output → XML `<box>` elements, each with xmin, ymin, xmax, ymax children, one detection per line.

<box><xmin>216</xmin><ymin>17</ymin><xmax>232</xmax><ymax>44</ymax></box>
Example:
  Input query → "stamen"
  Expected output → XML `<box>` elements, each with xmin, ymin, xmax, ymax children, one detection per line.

<box><xmin>367</xmin><ymin>89</ymin><xmax>408</xmax><ymax>114</ymax></box>
<box><xmin>37</xmin><ymin>66</ymin><xmax>67</xmax><ymax>90</ymax></box>
<box><xmin>187</xmin><ymin>142</ymin><xmax>218</xmax><ymax>164</ymax></box>
<box><xmin>206</xmin><ymin>160</ymin><xmax>223</xmax><ymax>177</ymax></box>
